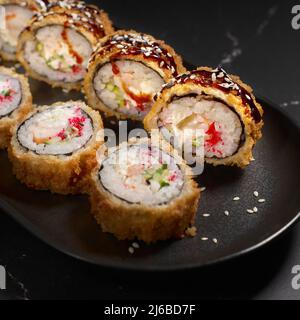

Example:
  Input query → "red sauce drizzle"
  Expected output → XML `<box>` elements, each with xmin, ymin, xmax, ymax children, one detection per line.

<box><xmin>61</xmin><ymin>28</ymin><xmax>83</xmax><ymax>65</ymax></box>
<box><xmin>122</xmin><ymin>87</ymin><xmax>151</xmax><ymax>112</ymax></box>
<box><xmin>110</xmin><ymin>61</ymin><xmax>151</xmax><ymax>112</ymax></box>
<box><xmin>111</xmin><ymin>61</ymin><xmax>120</xmax><ymax>75</ymax></box>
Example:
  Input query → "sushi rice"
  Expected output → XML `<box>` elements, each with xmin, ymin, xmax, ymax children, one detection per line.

<box><xmin>0</xmin><ymin>0</ymin><xmax>42</xmax><ymax>61</ymax></box>
<box><xmin>89</xmin><ymin>138</ymin><xmax>201</xmax><ymax>243</ymax></box>
<box><xmin>0</xmin><ymin>73</ymin><xmax>22</xmax><ymax>117</ymax></box>
<box><xmin>158</xmin><ymin>95</ymin><xmax>243</xmax><ymax>160</ymax></box>
<box><xmin>23</xmin><ymin>25</ymin><xmax>93</xmax><ymax>83</ymax></box>
<box><xmin>94</xmin><ymin>60</ymin><xmax>164</xmax><ymax>119</ymax></box>
<box><xmin>9</xmin><ymin>100</ymin><xmax>104</xmax><ymax>195</ymax></box>
<box><xmin>0</xmin><ymin>66</ymin><xmax>32</xmax><ymax>149</ymax></box>
<box><xmin>17</xmin><ymin>105</ymin><xmax>94</xmax><ymax>155</ymax></box>
<box><xmin>100</xmin><ymin>142</ymin><xmax>184</xmax><ymax>206</ymax></box>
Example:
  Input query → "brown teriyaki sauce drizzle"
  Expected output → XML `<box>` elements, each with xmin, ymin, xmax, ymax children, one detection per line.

<box><xmin>35</xmin><ymin>0</ymin><xmax>106</xmax><ymax>38</ymax></box>
<box><xmin>99</xmin><ymin>33</ymin><xmax>179</xmax><ymax>77</ymax></box>
<box><xmin>162</xmin><ymin>68</ymin><xmax>262</xmax><ymax>123</ymax></box>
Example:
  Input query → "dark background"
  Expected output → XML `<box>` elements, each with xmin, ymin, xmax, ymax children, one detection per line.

<box><xmin>1</xmin><ymin>0</ymin><xmax>300</xmax><ymax>300</ymax></box>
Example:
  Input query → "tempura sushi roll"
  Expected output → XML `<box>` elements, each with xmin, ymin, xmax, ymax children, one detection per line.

<box><xmin>17</xmin><ymin>1</ymin><xmax>114</xmax><ymax>91</ymax></box>
<box><xmin>84</xmin><ymin>30</ymin><xmax>186</xmax><ymax>121</ymax></box>
<box><xmin>144</xmin><ymin>67</ymin><xmax>264</xmax><ymax>168</ymax></box>
<box><xmin>89</xmin><ymin>138</ymin><xmax>200</xmax><ymax>243</ymax></box>
<box><xmin>0</xmin><ymin>66</ymin><xmax>32</xmax><ymax>149</ymax></box>
<box><xmin>8</xmin><ymin>100</ymin><xmax>104</xmax><ymax>194</ymax></box>
<box><xmin>0</xmin><ymin>0</ymin><xmax>45</xmax><ymax>61</ymax></box>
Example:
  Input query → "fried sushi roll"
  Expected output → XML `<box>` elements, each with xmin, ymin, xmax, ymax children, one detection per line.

<box><xmin>84</xmin><ymin>30</ymin><xmax>186</xmax><ymax>121</ymax></box>
<box><xmin>0</xmin><ymin>66</ymin><xmax>32</xmax><ymax>149</ymax></box>
<box><xmin>8</xmin><ymin>100</ymin><xmax>104</xmax><ymax>194</ymax></box>
<box><xmin>89</xmin><ymin>138</ymin><xmax>200</xmax><ymax>243</ymax></box>
<box><xmin>0</xmin><ymin>0</ymin><xmax>47</xmax><ymax>61</ymax></box>
<box><xmin>144</xmin><ymin>67</ymin><xmax>264</xmax><ymax>168</ymax></box>
<box><xmin>16</xmin><ymin>1</ymin><xmax>114</xmax><ymax>91</ymax></box>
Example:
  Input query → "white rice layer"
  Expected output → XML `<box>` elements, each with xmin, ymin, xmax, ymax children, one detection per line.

<box><xmin>100</xmin><ymin>143</ymin><xmax>184</xmax><ymax>206</ymax></box>
<box><xmin>94</xmin><ymin>60</ymin><xmax>164</xmax><ymax>119</ymax></box>
<box><xmin>159</xmin><ymin>96</ymin><xmax>243</xmax><ymax>159</ymax></box>
<box><xmin>23</xmin><ymin>25</ymin><xmax>92</xmax><ymax>83</ymax></box>
<box><xmin>18</xmin><ymin>105</ymin><xmax>93</xmax><ymax>155</ymax></box>
<box><xmin>0</xmin><ymin>73</ymin><xmax>22</xmax><ymax>117</ymax></box>
<box><xmin>0</xmin><ymin>4</ymin><xmax>34</xmax><ymax>54</ymax></box>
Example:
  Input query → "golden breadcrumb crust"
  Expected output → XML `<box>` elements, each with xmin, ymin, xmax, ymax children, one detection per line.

<box><xmin>8</xmin><ymin>101</ymin><xmax>104</xmax><ymax>195</ymax></box>
<box><xmin>0</xmin><ymin>66</ymin><xmax>33</xmax><ymax>149</ymax></box>
<box><xmin>83</xmin><ymin>30</ymin><xmax>186</xmax><ymax>121</ymax></box>
<box><xmin>144</xmin><ymin>67</ymin><xmax>264</xmax><ymax>168</ymax></box>
<box><xmin>0</xmin><ymin>0</ymin><xmax>43</xmax><ymax>61</ymax></box>
<box><xmin>89</xmin><ymin>139</ymin><xmax>201</xmax><ymax>244</ymax></box>
<box><xmin>16</xmin><ymin>6</ymin><xmax>114</xmax><ymax>91</ymax></box>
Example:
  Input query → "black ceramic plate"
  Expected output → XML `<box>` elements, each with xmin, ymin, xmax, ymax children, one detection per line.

<box><xmin>0</xmin><ymin>68</ymin><xmax>300</xmax><ymax>271</ymax></box>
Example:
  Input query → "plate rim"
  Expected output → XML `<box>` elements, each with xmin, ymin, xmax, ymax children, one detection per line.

<box><xmin>1</xmin><ymin>96</ymin><xmax>300</xmax><ymax>272</ymax></box>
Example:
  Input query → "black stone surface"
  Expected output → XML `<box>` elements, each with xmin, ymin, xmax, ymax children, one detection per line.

<box><xmin>0</xmin><ymin>0</ymin><xmax>300</xmax><ymax>300</ymax></box>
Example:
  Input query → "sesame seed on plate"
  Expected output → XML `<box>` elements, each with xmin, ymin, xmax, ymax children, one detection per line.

<box><xmin>203</xmin><ymin>214</ymin><xmax>210</xmax><ymax>218</ymax></box>
<box><xmin>132</xmin><ymin>242</ymin><xmax>140</xmax><ymax>249</ymax></box>
<box><xmin>247</xmin><ymin>209</ymin><xmax>254</xmax><ymax>214</ymax></box>
<box><xmin>224</xmin><ymin>211</ymin><xmax>230</xmax><ymax>216</ymax></box>
<box><xmin>201</xmin><ymin>237</ymin><xmax>209</xmax><ymax>241</ymax></box>
<box><xmin>253</xmin><ymin>207</ymin><xmax>258</xmax><ymax>213</ymax></box>
<box><xmin>258</xmin><ymin>199</ymin><xmax>266</xmax><ymax>203</ymax></box>
<box><xmin>128</xmin><ymin>247</ymin><xmax>135</xmax><ymax>255</ymax></box>
<box><xmin>233</xmin><ymin>197</ymin><xmax>240</xmax><ymax>201</ymax></box>
<box><xmin>200</xmin><ymin>187</ymin><xmax>206</xmax><ymax>192</ymax></box>
<box><xmin>254</xmin><ymin>191</ymin><xmax>259</xmax><ymax>197</ymax></box>
<box><xmin>213</xmin><ymin>238</ymin><xmax>218</xmax><ymax>244</ymax></box>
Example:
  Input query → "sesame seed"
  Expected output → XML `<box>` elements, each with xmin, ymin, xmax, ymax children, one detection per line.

<box><xmin>254</xmin><ymin>191</ymin><xmax>259</xmax><ymax>197</ymax></box>
<box><xmin>213</xmin><ymin>238</ymin><xmax>218</xmax><ymax>244</ymax></box>
<box><xmin>233</xmin><ymin>197</ymin><xmax>240</xmax><ymax>201</ymax></box>
<box><xmin>201</xmin><ymin>237</ymin><xmax>209</xmax><ymax>241</ymax></box>
<box><xmin>200</xmin><ymin>187</ymin><xmax>206</xmax><ymax>192</ymax></box>
<box><xmin>259</xmin><ymin>199</ymin><xmax>266</xmax><ymax>203</ymax></box>
<box><xmin>203</xmin><ymin>214</ymin><xmax>211</xmax><ymax>218</ymax></box>
<box><xmin>132</xmin><ymin>242</ymin><xmax>140</xmax><ymax>249</ymax></box>
<box><xmin>224</xmin><ymin>211</ymin><xmax>230</xmax><ymax>216</ymax></box>
<box><xmin>247</xmin><ymin>209</ymin><xmax>254</xmax><ymax>214</ymax></box>
<box><xmin>253</xmin><ymin>207</ymin><xmax>258</xmax><ymax>213</ymax></box>
<box><xmin>128</xmin><ymin>247</ymin><xmax>135</xmax><ymax>255</ymax></box>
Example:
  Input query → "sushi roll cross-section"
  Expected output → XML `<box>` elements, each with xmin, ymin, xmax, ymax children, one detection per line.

<box><xmin>144</xmin><ymin>67</ymin><xmax>264</xmax><ymax>168</ymax></box>
<box><xmin>17</xmin><ymin>0</ymin><xmax>114</xmax><ymax>91</ymax></box>
<box><xmin>84</xmin><ymin>30</ymin><xmax>186</xmax><ymax>121</ymax></box>
<box><xmin>89</xmin><ymin>139</ymin><xmax>200</xmax><ymax>243</ymax></box>
<box><xmin>0</xmin><ymin>0</ymin><xmax>47</xmax><ymax>61</ymax></box>
<box><xmin>0</xmin><ymin>66</ymin><xmax>32</xmax><ymax>149</ymax></box>
<box><xmin>9</xmin><ymin>101</ymin><xmax>104</xmax><ymax>194</ymax></box>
